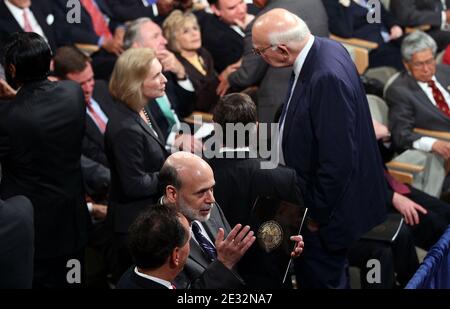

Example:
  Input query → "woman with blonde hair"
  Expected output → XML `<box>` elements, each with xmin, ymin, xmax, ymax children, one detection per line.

<box><xmin>163</xmin><ymin>10</ymin><xmax>219</xmax><ymax>112</ymax></box>
<box><xmin>106</xmin><ymin>47</ymin><xmax>169</xmax><ymax>279</ymax></box>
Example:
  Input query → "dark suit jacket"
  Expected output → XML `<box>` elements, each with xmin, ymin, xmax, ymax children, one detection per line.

<box><xmin>282</xmin><ymin>37</ymin><xmax>387</xmax><ymax>250</ymax></box>
<box><xmin>83</xmin><ymin>80</ymin><xmax>115</xmax><ymax>167</ymax></box>
<box><xmin>385</xmin><ymin>65</ymin><xmax>450</xmax><ymax>151</ymax></box>
<box><xmin>196</xmin><ymin>11</ymin><xmax>244</xmax><ymax>74</ymax></box>
<box><xmin>209</xmin><ymin>153</ymin><xmax>302</xmax><ymax>288</ymax></box>
<box><xmin>174</xmin><ymin>205</ymin><xmax>245</xmax><ymax>289</ymax></box>
<box><xmin>0</xmin><ymin>0</ymin><xmax>58</xmax><ymax>54</ymax></box>
<box><xmin>54</xmin><ymin>0</ymin><xmax>120</xmax><ymax>45</ymax></box>
<box><xmin>228</xmin><ymin>0</ymin><xmax>330</xmax><ymax>123</ymax></box>
<box><xmin>105</xmin><ymin>0</ymin><xmax>156</xmax><ymax>23</ymax></box>
<box><xmin>116</xmin><ymin>267</ymin><xmax>168</xmax><ymax>289</ymax></box>
<box><xmin>0</xmin><ymin>80</ymin><xmax>90</xmax><ymax>259</ymax></box>
<box><xmin>177</xmin><ymin>47</ymin><xmax>219</xmax><ymax>112</ymax></box>
<box><xmin>390</xmin><ymin>0</ymin><xmax>449</xmax><ymax>28</ymax></box>
<box><xmin>105</xmin><ymin>100</ymin><xmax>168</xmax><ymax>233</ymax></box>
<box><xmin>0</xmin><ymin>196</ymin><xmax>34</xmax><ymax>288</ymax></box>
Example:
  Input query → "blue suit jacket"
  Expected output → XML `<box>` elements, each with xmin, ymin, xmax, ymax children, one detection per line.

<box><xmin>282</xmin><ymin>37</ymin><xmax>387</xmax><ymax>250</ymax></box>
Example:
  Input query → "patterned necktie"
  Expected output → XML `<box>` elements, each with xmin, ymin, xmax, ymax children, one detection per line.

<box><xmin>156</xmin><ymin>96</ymin><xmax>177</xmax><ymax>130</ymax></box>
<box><xmin>23</xmin><ymin>10</ymin><xmax>33</xmax><ymax>32</ymax></box>
<box><xmin>86</xmin><ymin>101</ymin><xmax>106</xmax><ymax>133</ymax></box>
<box><xmin>80</xmin><ymin>0</ymin><xmax>112</xmax><ymax>39</ymax></box>
<box><xmin>279</xmin><ymin>71</ymin><xmax>296</xmax><ymax>127</ymax></box>
<box><xmin>427</xmin><ymin>80</ymin><xmax>450</xmax><ymax>118</ymax></box>
<box><xmin>191</xmin><ymin>222</ymin><xmax>217</xmax><ymax>261</ymax></box>
<box><xmin>384</xmin><ymin>170</ymin><xmax>411</xmax><ymax>195</ymax></box>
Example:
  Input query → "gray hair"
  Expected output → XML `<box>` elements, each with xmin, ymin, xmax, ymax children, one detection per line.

<box><xmin>123</xmin><ymin>17</ymin><xmax>152</xmax><ymax>50</ymax></box>
<box><xmin>268</xmin><ymin>16</ymin><xmax>310</xmax><ymax>47</ymax></box>
<box><xmin>401</xmin><ymin>31</ymin><xmax>437</xmax><ymax>61</ymax></box>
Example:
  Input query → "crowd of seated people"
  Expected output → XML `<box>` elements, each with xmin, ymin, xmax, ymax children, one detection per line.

<box><xmin>1</xmin><ymin>0</ymin><xmax>450</xmax><ymax>290</ymax></box>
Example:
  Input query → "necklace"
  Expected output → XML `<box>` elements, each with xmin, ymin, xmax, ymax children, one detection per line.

<box><xmin>141</xmin><ymin>108</ymin><xmax>153</xmax><ymax>129</ymax></box>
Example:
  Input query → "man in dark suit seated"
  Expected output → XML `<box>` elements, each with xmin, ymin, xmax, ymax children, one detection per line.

<box><xmin>390</xmin><ymin>0</ymin><xmax>450</xmax><ymax>51</ymax></box>
<box><xmin>53</xmin><ymin>0</ymin><xmax>124</xmax><ymax>79</ymax></box>
<box><xmin>0</xmin><ymin>195</ymin><xmax>34</xmax><ymax>288</ymax></box>
<box><xmin>53</xmin><ymin>46</ymin><xmax>113</xmax><ymax>207</ymax></box>
<box><xmin>105</xmin><ymin>0</ymin><xmax>178</xmax><ymax>25</ymax></box>
<box><xmin>252</xmin><ymin>9</ymin><xmax>387</xmax><ymax>288</ymax></box>
<box><xmin>116</xmin><ymin>204</ymin><xmax>190</xmax><ymax>289</ymax></box>
<box><xmin>159</xmin><ymin>151</ymin><xmax>256</xmax><ymax>288</ymax></box>
<box><xmin>195</xmin><ymin>0</ymin><xmax>253</xmax><ymax>74</ymax></box>
<box><xmin>0</xmin><ymin>0</ymin><xmax>59</xmax><ymax>56</ymax></box>
<box><xmin>0</xmin><ymin>32</ymin><xmax>90</xmax><ymax>288</ymax></box>
<box><xmin>208</xmin><ymin>93</ymin><xmax>303</xmax><ymax>288</ymax></box>
<box><xmin>386</xmin><ymin>31</ymin><xmax>450</xmax><ymax>196</ymax></box>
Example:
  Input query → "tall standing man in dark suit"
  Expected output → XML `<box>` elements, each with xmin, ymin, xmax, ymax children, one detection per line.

<box><xmin>0</xmin><ymin>195</ymin><xmax>34</xmax><ymax>288</ymax></box>
<box><xmin>0</xmin><ymin>32</ymin><xmax>90</xmax><ymax>288</ymax></box>
<box><xmin>159</xmin><ymin>151</ymin><xmax>257</xmax><ymax>288</ymax></box>
<box><xmin>116</xmin><ymin>204</ymin><xmax>191</xmax><ymax>289</ymax></box>
<box><xmin>252</xmin><ymin>9</ymin><xmax>387</xmax><ymax>288</ymax></box>
<box><xmin>218</xmin><ymin>0</ymin><xmax>330</xmax><ymax>123</ymax></box>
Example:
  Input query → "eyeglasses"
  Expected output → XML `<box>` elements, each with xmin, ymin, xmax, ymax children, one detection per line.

<box><xmin>410</xmin><ymin>58</ymin><xmax>435</xmax><ymax>69</ymax></box>
<box><xmin>252</xmin><ymin>44</ymin><xmax>274</xmax><ymax>56</ymax></box>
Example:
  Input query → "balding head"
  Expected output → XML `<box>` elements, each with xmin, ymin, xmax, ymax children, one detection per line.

<box><xmin>161</xmin><ymin>152</ymin><xmax>216</xmax><ymax>222</ymax></box>
<box><xmin>252</xmin><ymin>8</ymin><xmax>310</xmax><ymax>67</ymax></box>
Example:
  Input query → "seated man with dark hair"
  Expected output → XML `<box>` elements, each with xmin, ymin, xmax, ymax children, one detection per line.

<box><xmin>116</xmin><ymin>204</ymin><xmax>190</xmax><ymax>289</ymax></box>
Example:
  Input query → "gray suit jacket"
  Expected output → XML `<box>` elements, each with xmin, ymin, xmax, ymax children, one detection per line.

<box><xmin>386</xmin><ymin>65</ymin><xmax>450</xmax><ymax>151</ymax></box>
<box><xmin>174</xmin><ymin>204</ymin><xmax>245</xmax><ymax>289</ymax></box>
<box><xmin>228</xmin><ymin>0</ymin><xmax>329</xmax><ymax>123</ymax></box>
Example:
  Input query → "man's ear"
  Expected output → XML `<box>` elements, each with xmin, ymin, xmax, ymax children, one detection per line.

<box><xmin>170</xmin><ymin>247</ymin><xmax>181</xmax><ymax>268</ymax></box>
<box><xmin>403</xmin><ymin>61</ymin><xmax>410</xmax><ymax>73</ymax></box>
<box><xmin>165</xmin><ymin>185</ymin><xmax>178</xmax><ymax>204</ymax></box>
<box><xmin>210</xmin><ymin>4</ymin><xmax>221</xmax><ymax>17</ymax></box>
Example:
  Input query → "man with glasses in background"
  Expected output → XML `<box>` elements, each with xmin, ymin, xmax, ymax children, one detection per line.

<box><xmin>386</xmin><ymin>31</ymin><xmax>450</xmax><ymax>197</ymax></box>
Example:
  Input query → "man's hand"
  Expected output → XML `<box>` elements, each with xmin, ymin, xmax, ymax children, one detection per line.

<box><xmin>217</xmin><ymin>60</ymin><xmax>241</xmax><ymax>96</ymax></box>
<box><xmin>289</xmin><ymin>235</ymin><xmax>304</xmax><ymax>258</ymax></box>
<box><xmin>174</xmin><ymin>133</ymin><xmax>202</xmax><ymax>153</ymax></box>
<box><xmin>372</xmin><ymin>119</ymin><xmax>390</xmax><ymax>141</ymax></box>
<box><xmin>389</xmin><ymin>25</ymin><xmax>403</xmax><ymax>40</ymax></box>
<box><xmin>114</xmin><ymin>27</ymin><xmax>125</xmax><ymax>44</ymax></box>
<box><xmin>91</xmin><ymin>203</ymin><xmax>108</xmax><ymax>220</ymax></box>
<box><xmin>102</xmin><ymin>37</ymin><xmax>123</xmax><ymax>56</ymax></box>
<box><xmin>234</xmin><ymin>14</ymin><xmax>254</xmax><ymax>30</ymax></box>
<box><xmin>156</xmin><ymin>50</ymin><xmax>186</xmax><ymax>79</ymax></box>
<box><xmin>215</xmin><ymin>224</ymin><xmax>255</xmax><ymax>270</ymax></box>
<box><xmin>0</xmin><ymin>78</ymin><xmax>17</xmax><ymax>99</ymax></box>
<box><xmin>392</xmin><ymin>192</ymin><xmax>427</xmax><ymax>225</ymax></box>
<box><xmin>432</xmin><ymin>140</ymin><xmax>450</xmax><ymax>160</ymax></box>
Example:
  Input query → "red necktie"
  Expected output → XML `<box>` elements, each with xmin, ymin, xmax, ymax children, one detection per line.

<box><xmin>23</xmin><ymin>10</ymin><xmax>33</xmax><ymax>32</ymax></box>
<box><xmin>80</xmin><ymin>0</ymin><xmax>112</xmax><ymax>39</ymax></box>
<box><xmin>427</xmin><ymin>80</ymin><xmax>450</xmax><ymax>118</ymax></box>
<box><xmin>384</xmin><ymin>170</ymin><xmax>411</xmax><ymax>195</ymax></box>
<box><xmin>87</xmin><ymin>102</ymin><xmax>106</xmax><ymax>133</ymax></box>
<box><xmin>171</xmin><ymin>283</ymin><xmax>176</xmax><ymax>289</ymax></box>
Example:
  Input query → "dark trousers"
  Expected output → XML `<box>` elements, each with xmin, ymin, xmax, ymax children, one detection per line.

<box><xmin>348</xmin><ymin>224</ymin><xmax>419</xmax><ymax>289</ymax></box>
<box><xmin>404</xmin><ymin>187</ymin><xmax>450</xmax><ymax>250</ymax></box>
<box><xmin>33</xmin><ymin>250</ymin><xmax>85</xmax><ymax>288</ymax></box>
<box><xmin>294</xmin><ymin>228</ymin><xmax>350</xmax><ymax>289</ymax></box>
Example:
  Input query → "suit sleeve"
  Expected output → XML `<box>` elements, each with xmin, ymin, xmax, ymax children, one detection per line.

<box><xmin>228</xmin><ymin>22</ymin><xmax>269</xmax><ymax>90</ymax></box>
<box><xmin>110</xmin><ymin>127</ymin><xmax>160</xmax><ymax>199</ymax></box>
<box><xmin>390</xmin><ymin>0</ymin><xmax>443</xmax><ymax>27</ymax></box>
<box><xmin>106</xmin><ymin>0</ymin><xmax>155</xmax><ymax>23</ymax></box>
<box><xmin>385</xmin><ymin>85</ymin><xmax>422</xmax><ymax>150</ymax></box>
<box><xmin>81</xmin><ymin>155</ymin><xmax>110</xmax><ymax>198</ymax></box>
<box><xmin>308</xmin><ymin>74</ymin><xmax>358</xmax><ymax>223</ymax></box>
<box><xmin>321</xmin><ymin>0</ymin><xmax>355</xmax><ymax>38</ymax></box>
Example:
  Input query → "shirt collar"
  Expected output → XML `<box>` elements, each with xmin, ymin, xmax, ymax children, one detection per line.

<box><xmin>134</xmin><ymin>267</ymin><xmax>173</xmax><ymax>289</ymax></box>
<box><xmin>5</xmin><ymin>0</ymin><xmax>28</xmax><ymax>15</ymax></box>
<box><xmin>293</xmin><ymin>35</ymin><xmax>315</xmax><ymax>79</ymax></box>
<box><xmin>417</xmin><ymin>75</ymin><xmax>438</xmax><ymax>88</ymax></box>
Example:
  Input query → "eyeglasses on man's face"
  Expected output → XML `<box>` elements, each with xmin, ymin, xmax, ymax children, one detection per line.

<box><xmin>252</xmin><ymin>44</ymin><xmax>274</xmax><ymax>56</ymax></box>
<box><xmin>410</xmin><ymin>57</ymin><xmax>435</xmax><ymax>69</ymax></box>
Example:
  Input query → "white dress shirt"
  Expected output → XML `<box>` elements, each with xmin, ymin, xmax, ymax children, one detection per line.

<box><xmin>134</xmin><ymin>267</ymin><xmax>174</xmax><ymax>289</ymax></box>
<box><xmin>4</xmin><ymin>0</ymin><xmax>47</xmax><ymax>42</ymax></box>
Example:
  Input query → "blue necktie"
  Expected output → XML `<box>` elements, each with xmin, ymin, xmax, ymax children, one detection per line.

<box><xmin>191</xmin><ymin>222</ymin><xmax>217</xmax><ymax>261</ymax></box>
<box><xmin>279</xmin><ymin>71</ymin><xmax>296</xmax><ymax>127</ymax></box>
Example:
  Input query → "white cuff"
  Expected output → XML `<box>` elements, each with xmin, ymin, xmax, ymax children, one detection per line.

<box><xmin>177</xmin><ymin>78</ymin><xmax>194</xmax><ymax>92</ymax></box>
<box><xmin>87</xmin><ymin>202</ymin><xmax>93</xmax><ymax>214</ymax></box>
<box><xmin>412</xmin><ymin>136</ymin><xmax>438</xmax><ymax>152</ymax></box>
